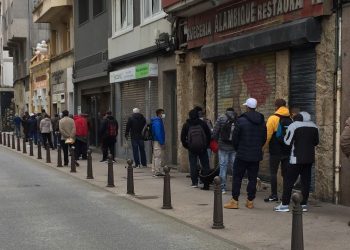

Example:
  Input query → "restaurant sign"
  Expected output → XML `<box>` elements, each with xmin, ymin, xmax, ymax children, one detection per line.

<box><xmin>187</xmin><ymin>0</ymin><xmax>329</xmax><ymax>49</ymax></box>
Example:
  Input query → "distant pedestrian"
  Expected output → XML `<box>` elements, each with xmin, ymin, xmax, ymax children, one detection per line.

<box><xmin>74</xmin><ymin>114</ymin><xmax>89</xmax><ymax>160</ymax></box>
<box><xmin>22</xmin><ymin>112</ymin><xmax>30</xmax><ymax>139</ymax></box>
<box><xmin>151</xmin><ymin>109</ymin><xmax>165</xmax><ymax>177</ymax></box>
<box><xmin>125</xmin><ymin>108</ymin><xmax>147</xmax><ymax>168</ymax></box>
<box><xmin>212</xmin><ymin>108</ymin><xmax>237</xmax><ymax>194</ymax></box>
<box><xmin>13</xmin><ymin>114</ymin><xmax>22</xmax><ymax>137</ymax></box>
<box><xmin>28</xmin><ymin>113</ymin><xmax>38</xmax><ymax>144</ymax></box>
<box><xmin>36</xmin><ymin>109</ymin><xmax>46</xmax><ymax>144</ymax></box>
<box><xmin>51</xmin><ymin>114</ymin><xmax>60</xmax><ymax>149</ymax></box>
<box><xmin>99</xmin><ymin>111</ymin><xmax>118</xmax><ymax>162</ymax></box>
<box><xmin>340</xmin><ymin>117</ymin><xmax>350</xmax><ymax>158</ymax></box>
<box><xmin>40</xmin><ymin>114</ymin><xmax>53</xmax><ymax>148</ymax></box>
<box><xmin>181</xmin><ymin>109</ymin><xmax>211</xmax><ymax>189</ymax></box>
<box><xmin>264</xmin><ymin>99</ymin><xmax>293</xmax><ymax>202</ymax></box>
<box><xmin>194</xmin><ymin>106</ymin><xmax>213</xmax><ymax>132</ymax></box>
<box><xmin>274</xmin><ymin>112</ymin><xmax>319</xmax><ymax>212</ymax></box>
<box><xmin>224</xmin><ymin>98</ymin><xmax>267</xmax><ymax>209</ymax></box>
<box><xmin>59</xmin><ymin>110</ymin><xmax>76</xmax><ymax>166</ymax></box>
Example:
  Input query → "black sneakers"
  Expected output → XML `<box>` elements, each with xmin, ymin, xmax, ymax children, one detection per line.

<box><xmin>264</xmin><ymin>195</ymin><xmax>279</xmax><ymax>202</ymax></box>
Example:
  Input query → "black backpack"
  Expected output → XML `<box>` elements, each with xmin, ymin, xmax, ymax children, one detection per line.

<box><xmin>220</xmin><ymin>116</ymin><xmax>236</xmax><ymax>143</ymax></box>
<box><xmin>275</xmin><ymin>114</ymin><xmax>293</xmax><ymax>150</ymax></box>
<box><xmin>107</xmin><ymin>120</ymin><xmax>118</xmax><ymax>137</ymax></box>
<box><xmin>142</xmin><ymin>123</ymin><xmax>153</xmax><ymax>141</ymax></box>
<box><xmin>187</xmin><ymin>124</ymin><xmax>207</xmax><ymax>153</ymax></box>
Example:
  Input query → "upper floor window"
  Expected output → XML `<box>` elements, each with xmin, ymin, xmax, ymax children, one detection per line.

<box><xmin>112</xmin><ymin>0</ymin><xmax>133</xmax><ymax>36</ymax></box>
<box><xmin>78</xmin><ymin>0</ymin><xmax>89</xmax><ymax>25</ymax></box>
<box><xmin>142</xmin><ymin>0</ymin><xmax>164</xmax><ymax>25</ymax></box>
<box><xmin>93</xmin><ymin>0</ymin><xmax>105</xmax><ymax>17</ymax></box>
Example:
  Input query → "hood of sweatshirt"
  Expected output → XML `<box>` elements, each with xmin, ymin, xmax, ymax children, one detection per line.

<box><xmin>242</xmin><ymin>111</ymin><xmax>265</xmax><ymax>125</ymax></box>
<box><xmin>300</xmin><ymin>112</ymin><xmax>311</xmax><ymax>122</ymax></box>
<box><xmin>275</xmin><ymin>106</ymin><xmax>290</xmax><ymax>117</ymax></box>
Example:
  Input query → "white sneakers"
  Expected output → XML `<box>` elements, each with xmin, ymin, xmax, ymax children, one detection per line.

<box><xmin>274</xmin><ymin>203</ymin><xmax>309</xmax><ymax>212</ymax></box>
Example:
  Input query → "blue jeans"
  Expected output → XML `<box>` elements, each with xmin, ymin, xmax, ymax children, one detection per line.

<box><xmin>29</xmin><ymin>131</ymin><xmax>38</xmax><ymax>144</ymax></box>
<box><xmin>131</xmin><ymin>139</ymin><xmax>147</xmax><ymax>166</ymax></box>
<box><xmin>15</xmin><ymin>125</ymin><xmax>21</xmax><ymax>137</ymax></box>
<box><xmin>219</xmin><ymin>150</ymin><xmax>236</xmax><ymax>191</ymax></box>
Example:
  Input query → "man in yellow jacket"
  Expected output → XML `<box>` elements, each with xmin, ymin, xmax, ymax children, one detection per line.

<box><xmin>264</xmin><ymin>99</ymin><xmax>293</xmax><ymax>202</ymax></box>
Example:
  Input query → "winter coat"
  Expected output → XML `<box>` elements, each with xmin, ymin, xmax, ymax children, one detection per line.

<box><xmin>151</xmin><ymin>117</ymin><xmax>165</xmax><ymax>145</ymax></box>
<box><xmin>13</xmin><ymin>116</ymin><xmax>22</xmax><ymax>127</ymax></box>
<box><xmin>59</xmin><ymin>116</ymin><xmax>76</xmax><ymax>140</ymax></box>
<box><xmin>125</xmin><ymin>113</ymin><xmax>147</xmax><ymax>140</ymax></box>
<box><xmin>100</xmin><ymin>115</ymin><xmax>118</xmax><ymax>142</ymax></box>
<box><xmin>181</xmin><ymin>118</ymin><xmax>212</xmax><ymax>152</ymax></box>
<box><xmin>28</xmin><ymin>117</ymin><xmax>38</xmax><ymax>134</ymax></box>
<box><xmin>233</xmin><ymin>111</ymin><xmax>267</xmax><ymax>162</ymax></box>
<box><xmin>51</xmin><ymin>117</ymin><xmax>60</xmax><ymax>131</ymax></box>
<box><xmin>265</xmin><ymin>106</ymin><xmax>291</xmax><ymax>156</ymax></box>
<box><xmin>212</xmin><ymin>110</ymin><xmax>237</xmax><ymax>151</ymax></box>
<box><xmin>284</xmin><ymin>112</ymin><xmax>319</xmax><ymax>165</ymax></box>
<box><xmin>74</xmin><ymin>115</ymin><xmax>88</xmax><ymax>137</ymax></box>
<box><xmin>40</xmin><ymin>118</ymin><xmax>53</xmax><ymax>134</ymax></box>
<box><xmin>340</xmin><ymin>117</ymin><xmax>350</xmax><ymax>157</ymax></box>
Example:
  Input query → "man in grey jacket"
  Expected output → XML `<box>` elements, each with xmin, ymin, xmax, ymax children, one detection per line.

<box><xmin>212</xmin><ymin>108</ymin><xmax>237</xmax><ymax>194</ymax></box>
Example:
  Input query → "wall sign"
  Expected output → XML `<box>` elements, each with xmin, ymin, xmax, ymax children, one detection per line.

<box><xmin>110</xmin><ymin>63</ymin><xmax>158</xmax><ymax>83</ymax></box>
<box><xmin>186</xmin><ymin>0</ymin><xmax>330</xmax><ymax>49</ymax></box>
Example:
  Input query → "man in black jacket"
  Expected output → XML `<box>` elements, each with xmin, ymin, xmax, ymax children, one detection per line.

<box><xmin>100</xmin><ymin>111</ymin><xmax>118</xmax><ymax>162</ymax></box>
<box><xmin>125</xmin><ymin>108</ymin><xmax>147</xmax><ymax>168</ymax></box>
<box><xmin>224</xmin><ymin>98</ymin><xmax>267</xmax><ymax>209</ymax></box>
<box><xmin>274</xmin><ymin>112</ymin><xmax>319</xmax><ymax>212</ymax></box>
<box><xmin>181</xmin><ymin>109</ymin><xmax>212</xmax><ymax>190</ymax></box>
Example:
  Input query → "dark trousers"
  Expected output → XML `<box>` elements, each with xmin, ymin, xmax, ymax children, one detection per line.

<box><xmin>61</xmin><ymin>140</ymin><xmax>69</xmax><ymax>165</ymax></box>
<box><xmin>282</xmin><ymin>164</ymin><xmax>312</xmax><ymax>206</ymax></box>
<box><xmin>188</xmin><ymin>150</ymin><xmax>210</xmax><ymax>187</ymax></box>
<box><xmin>42</xmin><ymin>133</ymin><xmax>53</xmax><ymax>148</ymax></box>
<box><xmin>102</xmin><ymin>138</ymin><xmax>115</xmax><ymax>160</ymax></box>
<box><xmin>232</xmin><ymin>158</ymin><xmax>260</xmax><ymax>201</ymax></box>
<box><xmin>131</xmin><ymin>139</ymin><xmax>147</xmax><ymax>166</ymax></box>
<box><xmin>75</xmin><ymin>139</ymin><xmax>87</xmax><ymax>160</ymax></box>
<box><xmin>53</xmin><ymin>132</ymin><xmax>59</xmax><ymax>149</ymax></box>
<box><xmin>29</xmin><ymin>131</ymin><xmax>37</xmax><ymax>144</ymax></box>
<box><xmin>269</xmin><ymin>154</ymin><xmax>289</xmax><ymax>196</ymax></box>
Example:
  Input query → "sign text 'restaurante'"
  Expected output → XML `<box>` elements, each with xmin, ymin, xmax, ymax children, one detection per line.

<box><xmin>188</xmin><ymin>0</ymin><xmax>304</xmax><ymax>41</ymax></box>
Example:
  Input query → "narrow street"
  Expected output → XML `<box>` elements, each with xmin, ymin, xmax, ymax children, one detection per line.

<box><xmin>0</xmin><ymin>147</ymin><xmax>240</xmax><ymax>250</ymax></box>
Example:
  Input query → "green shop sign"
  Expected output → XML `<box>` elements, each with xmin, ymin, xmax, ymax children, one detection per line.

<box><xmin>110</xmin><ymin>63</ymin><xmax>158</xmax><ymax>83</ymax></box>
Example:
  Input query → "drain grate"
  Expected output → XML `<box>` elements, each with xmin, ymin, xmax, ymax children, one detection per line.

<box><xmin>134</xmin><ymin>195</ymin><xmax>159</xmax><ymax>200</ymax></box>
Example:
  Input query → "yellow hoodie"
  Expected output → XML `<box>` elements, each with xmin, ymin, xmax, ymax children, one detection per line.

<box><xmin>264</xmin><ymin>106</ymin><xmax>290</xmax><ymax>148</ymax></box>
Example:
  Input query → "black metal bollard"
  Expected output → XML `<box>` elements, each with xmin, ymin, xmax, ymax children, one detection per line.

<box><xmin>37</xmin><ymin>141</ymin><xmax>42</xmax><ymax>159</ymax></box>
<box><xmin>0</xmin><ymin>132</ymin><xmax>2</xmax><ymax>145</ymax></box>
<box><xmin>162</xmin><ymin>166</ymin><xmax>172</xmax><ymax>209</ymax></box>
<box><xmin>46</xmin><ymin>144</ymin><xmax>51</xmax><ymax>163</ymax></box>
<box><xmin>22</xmin><ymin>137</ymin><xmax>27</xmax><ymax>154</ymax></box>
<box><xmin>86</xmin><ymin>149</ymin><xmax>93</xmax><ymax>179</ymax></box>
<box><xmin>29</xmin><ymin>139</ymin><xmax>34</xmax><ymax>156</ymax></box>
<box><xmin>106</xmin><ymin>154</ymin><xmax>115</xmax><ymax>187</ymax></box>
<box><xmin>12</xmin><ymin>134</ymin><xmax>15</xmax><ymax>149</ymax></box>
<box><xmin>212</xmin><ymin>176</ymin><xmax>225</xmax><ymax>229</ymax></box>
<box><xmin>291</xmin><ymin>193</ymin><xmax>304</xmax><ymax>250</ymax></box>
<box><xmin>57</xmin><ymin>144</ymin><xmax>63</xmax><ymax>167</ymax></box>
<box><xmin>127</xmin><ymin>159</ymin><xmax>135</xmax><ymax>195</ymax></box>
<box><xmin>17</xmin><ymin>136</ymin><xmax>20</xmax><ymax>151</ymax></box>
<box><xmin>7</xmin><ymin>133</ymin><xmax>10</xmax><ymax>147</ymax></box>
<box><xmin>3</xmin><ymin>133</ymin><xmax>6</xmax><ymax>146</ymax></box>
<box><xmin>70</xmin><ymin>146</ymin><xmax>76</xmax><ymax>173</ymax></box>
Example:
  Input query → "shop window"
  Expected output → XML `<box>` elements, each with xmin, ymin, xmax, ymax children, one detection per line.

<box><xmin>141</xmin><ymin>0</ymin><xmax>165</xmax><ymax>25</ymax></box>
<box><xmin>111</xmin><ymin>0</ymin><xmax>133</xmax><ymax>37</ymax></box>
<box><xmin>93</xmin><ymin>0</ymin><xmax>105</xmax><ymax>17</ymax></box>
<box><xmin>78</xmin><ymin>0</ymin><xmax>89</xmax><ymax>25</ymax></box>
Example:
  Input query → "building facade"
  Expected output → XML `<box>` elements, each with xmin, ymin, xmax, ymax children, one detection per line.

<box><xmin>73</xmin><ymin>0</ymin><xmax>110</xmax><ymax>146</ymax></box>
<box><xmin>163</xmin><ymin>0</ymin><xmax>338</xmax><ymax>202</ymax></box>
<box><xmin>108</xmin><ymin>0</ymin><xmax>177</xmax><ymax>164</ymax></box>
<box><xmin>33</xmin><ymin>0</ymin><xmax>74</xmax><ymax>116</ymax></box>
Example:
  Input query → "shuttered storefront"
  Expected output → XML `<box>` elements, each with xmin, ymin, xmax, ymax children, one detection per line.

<box><xmin>289</xmin><ymin>47</ymin><xmax>317</xmax><ymax>121</ymax></box>
<box><xmin>217</xmin><ymin>52</ymin><xmax>277</xmax><ymax>178</ymax></box>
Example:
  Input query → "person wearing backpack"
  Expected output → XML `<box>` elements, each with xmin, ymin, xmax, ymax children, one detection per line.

<box><xmin>181</xmin><ymin>109</ymin><xmax>212</xmax><ymax>190</ymax></box>
<box><xmin>99</xmin><ymin>111</ymin><xmax>118</xmax><ymax>162</ymax></box>
<box><xmin>59</xmin><ymin>110</ymin><xmax>76</xmax><ymax>166</ymax></box>
<box><xmin>151</xmin><ymin>109</ymin><xmax>166</xmax><ymax>176</ymax></box>
<box><xmin>125</xmin><ymin>108</ymin><xmax>147</xmax><ymax>168</ymax></box>
<box><xmin>341</xmin><ymin>117</ymin><xmax>350</xmax><ymax>158</ymax></box>
<box><xmin>212</xmin><ymin>108</ymin><xmax>237</xmax><ymax>194</ymax></box>
<box><xmin>263</xmin><ymin>99</ymin><xmax>293</xmax><ymax>202</ymax></box>
<box><xmin>224</xmin><ymin>98</ymin><xmax>267</xmax><ymax>209</ymax></box>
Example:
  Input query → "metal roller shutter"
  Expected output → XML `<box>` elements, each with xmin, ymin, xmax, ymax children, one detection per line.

<box><xmin>289</xmin><ymin>47</ymin><xmax>317</xmax><ymax>120</ymax></box>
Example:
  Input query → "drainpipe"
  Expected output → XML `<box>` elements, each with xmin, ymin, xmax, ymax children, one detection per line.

<box><xmin>334</xmin><ymin>0</ymin><xmax>342</xmax><ymax>205</ymax></box>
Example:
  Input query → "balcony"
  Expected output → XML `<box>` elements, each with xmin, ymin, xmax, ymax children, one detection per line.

<box><xmin>33</xmin><ymin>0</ymin><xmax>73</xmax><ymax>23</ymax></box>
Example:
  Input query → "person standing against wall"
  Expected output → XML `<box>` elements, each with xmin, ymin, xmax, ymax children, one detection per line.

<box><xmin>151</xmin><ymin>109</ymin><xmax>165</xmax><ymax>177</ymax></box>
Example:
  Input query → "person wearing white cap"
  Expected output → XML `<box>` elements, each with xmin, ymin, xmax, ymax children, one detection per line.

<box><xmin>125</xmin><ymin>108</ymin><xmax>147</xmax><ymax>168</ymax></box>
<box><xmin>224</xmin><ymin>97</ymin><xmax>267</xmax><ymax>209</ymax></box>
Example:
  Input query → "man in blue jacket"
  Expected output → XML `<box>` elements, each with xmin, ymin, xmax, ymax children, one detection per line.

<box><xmin>151</xmin><ymin>109</ymin><xmax>165</xmax><ymax>177</ymax></box>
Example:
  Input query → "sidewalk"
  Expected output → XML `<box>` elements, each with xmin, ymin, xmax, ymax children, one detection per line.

<box><xmin>1</xmin><ymin>139</ymin><xmax>350</xmax><ymax>250</ymax></box>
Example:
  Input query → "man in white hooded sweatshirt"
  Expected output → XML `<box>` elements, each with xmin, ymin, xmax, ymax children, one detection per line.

<box><xmin>274</xmin><ymin>112</ymin><xmax>319</xmax><ymax>212</ymax></box>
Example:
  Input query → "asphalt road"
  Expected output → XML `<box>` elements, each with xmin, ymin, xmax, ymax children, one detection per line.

<box><xmin>0</xmin><ymin>147</ymin><xmax>241</xmax><ymax>250</ymax></box>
